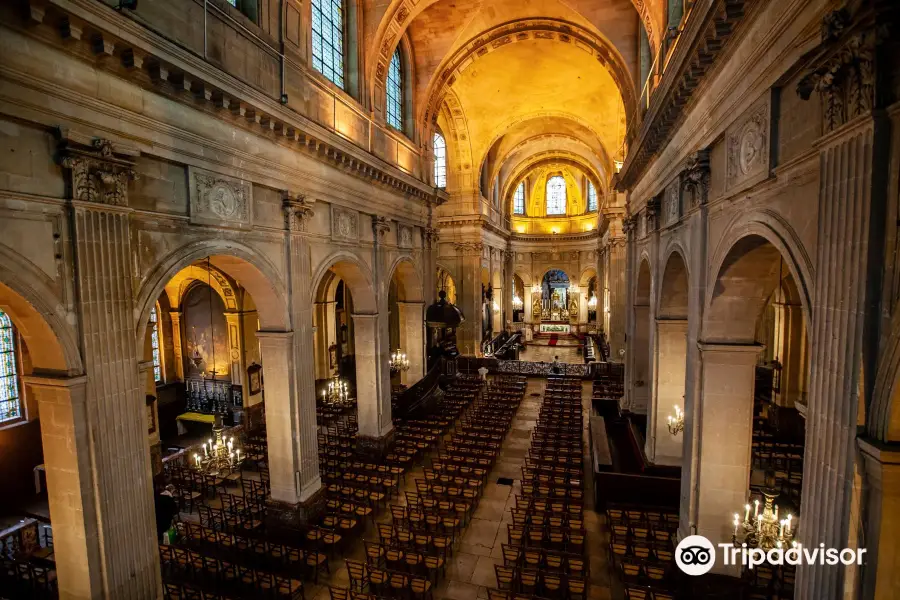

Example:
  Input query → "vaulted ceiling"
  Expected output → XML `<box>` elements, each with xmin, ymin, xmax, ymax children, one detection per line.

<box><xmin>362</xmin><ymin>0</ymin><xmax>659</xmax><ymax>221</ymax></box>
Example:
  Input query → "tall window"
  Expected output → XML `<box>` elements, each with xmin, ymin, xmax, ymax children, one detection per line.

<box><xmin>386</xmin><ymin>49</ymin><xmax>403</xmax><ymax>130</ymax></box>
<box><xmin>513</xmin><ymin>182</ymin><xmax>526</xmax><ymax>215</ymax></box>
<box><xmin>150</xmin><ymin>305</ymin><xmax>162</xmax><ymax>383</ymax></box>
<box><xmin>0</xmin><ymin>310</ymin><xmax>22</xmax><ymax>424</ymax></box>
<box><xmin>311</xmin><ymin>0</ymin><xmax>345</xmax><ymax>89</ymax></box>
<box><xmin>587</xmin><ymin>182</ymin><xmax>598</xmax><ymax>212</ymax></box>
<box><xmin>433</xmin><ymin>133</ymin><xmax>447</xmax><ymax>188</ymax></box>
<box><xmin>546</xmin><ymin>176</ymin><xmax>567</xmax><ymax>215</ymax></box>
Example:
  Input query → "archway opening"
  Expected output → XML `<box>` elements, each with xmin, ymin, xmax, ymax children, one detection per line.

<box><xmin>693</xmin><ymin>234</ymin><xmax>809</xmax><ymax>547</ymax></box>
<box><xmin>388</xmin><ymin>260</ymin><xmax>425</xmax><ymax>387</ymax></box>
<box><xmin>512</xmin><ymin>274</ymin><xmax>525</xmax><ymax>324</ymax></box>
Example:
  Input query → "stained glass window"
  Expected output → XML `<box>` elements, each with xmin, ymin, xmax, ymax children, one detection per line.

<box><xmin>433</xmin><ymin>133</ymin><xmax>447</xmax><ymax>188</ymax></box>
<box><xmin>513</xmin><ymin>182</ymin><xmax>526</xmax><ymax>215</ymax></box>
<box><xmin>546</xmin><ymin>176</ymin><xmax>567</xmax><ymax>215</ymax></box>
<box><xmin>386</xmin><ymin>49</ymin><xmax>403</xmax><ymax>130</ymax></box>
<box><xmin>150</xmin><ymin>305</ymin><xmax>162</xmax><ymax>383</ymax></box>
<box><xmin>588</xmin><ymin>182</ymin><xmax>598</xmax><ymax>212</ymax></box>
<box><xmin>0</xmin><ymin>310</ymin><xmax>22</xmax><ymax>424</ymax></box>
<box><xmin>311</xmin><ymin>0</ymin><xmax>345</xmax><ymax>89</ymax></box>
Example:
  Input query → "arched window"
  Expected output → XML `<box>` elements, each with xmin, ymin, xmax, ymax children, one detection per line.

<box><xmin>311</xmin><ymin>0</ymin><xmax>345</xmax><ymax>89</ymax></box>
<box><xmin>386</xmin><ymin>49</ymin><xmax>403</xmax><ymax>130</ymax></box>
<box><xmin>433</xmin><ymin>133</ymin><xmax>447</xmax><ymax>188</ymax></box>
<box><xmin>587</xmin><ymin>182</ymin><xmax>598</xmax><ymax>212</ymax></box>
<box><xmin>513</xmin><ymin>182</ymin><xmax>526</xmax><ymax>215</ymax></box>
<box><xmin>546</xmin><ymin>176</ymin><xmax>567</xmax><ymax>215</ymax></box>
<box><xmin>150</xmin><ymin>305</ymin><xmax>162</xmax><ymax>383</ymax></box>
<box><xmin>0</xmin><ymin>310</ymin><xmax>23</xmax><ymax>424</ymax></box>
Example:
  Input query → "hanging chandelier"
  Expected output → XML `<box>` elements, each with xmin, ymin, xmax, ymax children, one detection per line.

<box><xmin>389</xmin><ymin>350</ymin><xmax>410</xmax><ymax>373</ymax></box>
<box><xmin>588</xmin><ymin>295</ymin><xmax>598</xmax><ymax>309</ymax></box>
<box><xmin>667</xmin><ymin>405</ymin><xmax>684</xmax><ymax>436</ymax></box>
<box><xmin>322</xmin><ymin>375</ymin><xmax>350</xmax><ymax>404</ymax></box>
<box><xmin>192</xmin><ymin>416</ymin><xmax>242</xmax><ymax>474</ymax></box>
<box><xmin>512</xmin><ymin>294</ymin><xmax>523</xmax><ymax>310</ymax></box>
<box><xmin>733</xmin><ymin>480</ymin><xmax>795</xmax><ymax>551</ymax></box>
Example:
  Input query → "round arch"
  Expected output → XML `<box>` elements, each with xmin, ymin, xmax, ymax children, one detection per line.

<box><xmin>657</xmin><ymin>248</ymin><xmax>689</xmax><ymax>320</ymax></box>
<box><xmin>579</xmin><ymin>267</ymin><xmax>598</xmax><ymax>287</ymax></box>
<box><xmin>503</xmin><ymin>154</ymin><xmax>606</xmax><ymax>216</ymax></box>
<box><xmin>537</xmin><ymin>267</ymin><xmax>575</xmax><ymax>287</ymax></box>
<box><xmin>635</xmin><ymin>258</ymin><xmax>652</xmax><ymax>306</ymax></box>
<box><xmin>705</xmin><ymin>214</ymin><xmax>814</xmax><ymax>342</ymax></box>
<box><xmin>162</xmin><ymin>263</ymin><xmax>240</xmax><ymax>311</ymax></box>
<box><xmin>134</xmin><ymin>240</ymin><xmax>290</xmax><ymax>347</ymax></box>
<box><xmin>0</xmin><ymin>246</ymin><xmax>83</xmax><ymax>374</ymax></box>
<box><xmin>311</xmin><ymin>251</ymin><xmax>377</xmax><ymax>314</ymax></box>
<box><xmin>390</xmin><ymin>256</ymin><xmax>425</xmax><ymax>302</ymax></box>
<box><xmin>513</xmin><ymin>268</ymin><xmax>534</xmax><ymax>288</ymax></box>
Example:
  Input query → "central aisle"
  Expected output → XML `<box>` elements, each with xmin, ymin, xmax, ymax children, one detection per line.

<box><xmin>307</xmin><ymin>376</ymin><xmax>610</xmax><ymax>600</ymax></box>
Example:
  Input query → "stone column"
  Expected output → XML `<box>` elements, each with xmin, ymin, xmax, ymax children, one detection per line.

<box><xmin>224</xmin><ymin>312</ymin><xmax>245</xmax><ymax>391</ymax></box>
<box><xmin>58</xmin><ymin>134</ymin><xmax>159</xmax><ymax>596</ymax></box>
<box><xmin>689</xmin><ymin>343</ymin><xmax>761</xmax><ymax>564</ymax></box>
<box><xmin>169</xmin><ymin>310</ymin><xmax>185</xmax><ymax>381</ymax></box>
<box><xmin>794</xmin><ymin>14</ymin><xmax>891</xmax><ymax>594</ymax></box>
<box><xmin>650</xmin><ymin>320</ymin><xmax>687</xmax><ymax>465</ymax></box>
<box><xmin>492</xmin><ymin>286</ymin><xmax>503</xmax><ymax>334</ymax></box>
<box><xmin>398</xmin><ymin>301</ymin><xmax>425</xmax><ymax>384</ymax></box>
<box><xmin>25</xmin><ymin>375</ymin><xmax>104</xmax><ymax>600</ymax></box>
<box><xmin>313</xmin><ymin>301</ymin><xmax>336</xmax><ymax>379</ymax></box>
<box><xmin>453</xmin><ymin>246</ymin><xmax>484</xmax><ymax>355</ymax></box>
<box><xmin>353</xmin><ymin>313</ymin><xmax>393</xmax><ymax>445</ymax></box>
<box><xmin>607</xmin><ymin>239</ymin><xmax>627</xmax><ymax>359</ymax></box>
<box><xmin>859</xmin><ymin>438</ymin><xmax>900</xmax><ymax>599</ymax></box>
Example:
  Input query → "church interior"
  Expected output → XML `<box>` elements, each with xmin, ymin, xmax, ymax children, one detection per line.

<box><xmin>0</xmin><ymin>0</ymin><xmax>898</xmax><ymax>598</ymax></box>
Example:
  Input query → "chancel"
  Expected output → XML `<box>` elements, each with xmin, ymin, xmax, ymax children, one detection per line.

<box><xmin>0</xmin><ymin>1</ymin><xmax>897</xmax><ymax>599</ymax></box>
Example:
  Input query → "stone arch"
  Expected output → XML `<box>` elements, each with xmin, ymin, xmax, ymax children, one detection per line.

<box><xmin>579</xmin><ymin>267</ymin><xmax>598</xmax><ymax>287</ymax></box>
<box><xmin>706</xmin><ymin>211</ymin><xmax>813</xmax><ymax>338</ymax></box>
<box><xmin>390</xmin><ymin>256</ymin><xmax>424</xmax><ymax>303</ymax></box>
<box><xmin>538</xmin><ymin>267</ymin><xmax>575</xmax><ymax>286</ymax></box>
<box><xmin>514</xmin><ymin>268</ymin><xmax>533</xmax><ymax>288</ymax></box>
<box><xmin>135</xmin><ymin>240</ymin><xmax>290</xmax><ymax>346</ymax></box>
<box><xmin>866</xmin><ymin>308</ymin><xmax>900</xmax><ymax>442</ymax></box>
<box><xmin>162</xmin><ymin>263</ymin><xmax>240</xmax><ymax>312</ymax></box>
<box><xmin>311</xmin><ymin>251</ymin><xmax>377</xmax><ymax>314</ymax></box>
<box><xmin>657</xmin><ymin>248</ymin><xmax>689</xmax><ymax>319</ymax></box>
<box><xmin>0</xmin><ymin>247</ymin><xmax>82</xmax><ymax>375</ymax></box>
<box><xmin>635</xmin><ymin>256</ymin><xmax>652</xmax><ymax>305</ymax></box>
<box><xmin>503</xmin><ymin>154</ymin><xmax>606</xmax><ymax>215</ymax></box>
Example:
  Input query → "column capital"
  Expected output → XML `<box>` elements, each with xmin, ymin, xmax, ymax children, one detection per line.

<box><xmin>56</xmin><ymin>129</ymin><xmax>139</xmax><ymax>207</ymax></box>
<box><xmin>351</xmin><ymin>312</ymin><xmax>379</xmax><ymax>321</ymax></box>
<box><xmin>22</xmin><ymin>374</ymin><xmax>88</xmax><ymax>389</ymax></box>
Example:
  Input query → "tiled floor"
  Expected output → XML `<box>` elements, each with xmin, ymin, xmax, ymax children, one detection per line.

<box><xmin>306</xmin><ymin>377</ymin><xmax>611</xmax><ymax>600</ymax></box>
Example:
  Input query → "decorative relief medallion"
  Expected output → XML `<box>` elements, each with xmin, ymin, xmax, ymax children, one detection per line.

<box><xmin>189</xmin><ymin>167</ymin><xmax>252</xmax><ymax>229</ymax></box>
<box><xmin>726</xmin><ymin>97</ymin><xmax>769</xmax><ymax>190</ymax></box>
<box><xmin>398</xmin><ymin>224</ymin><xmax>413</xmax><ymax>248</ymax></box>
<box><xmin>332</xmin><ymin>207</ymin><xmax>359</xmax><ymax>241</ymax></box>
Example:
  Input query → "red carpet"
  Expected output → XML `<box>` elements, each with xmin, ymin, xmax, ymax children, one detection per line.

<box><xmin>548</xmin><ymin>334</ymin><xmax>558</xmax><ymax>346</ymax></box>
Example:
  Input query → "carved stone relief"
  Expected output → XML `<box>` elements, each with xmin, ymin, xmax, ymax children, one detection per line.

<box><xmin>398</xmin><ymin>224</ymin><xmax>413</xmax><ymax>248</ymax></box>
<box><xmin>726</xmin><ymin>97</ymin><xmax>770</xmax><ymax>190</ymax></box>
<box><xmin>189</xmin><ymin>167</ymin><xmax>252</xmax><ymax>229</ymax></box>
<box><xmin>332</xmin><ymin>206</ymin><xmax>360</xmax><ymax>241</ymax></box>
<box><xmin>57</xmin><ymin>132</ymin><xmax>139</xmax><ymax>206</ymax></box>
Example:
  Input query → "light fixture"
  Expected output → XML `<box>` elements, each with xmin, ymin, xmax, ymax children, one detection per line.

<box><xmin>492</xmin><ymin>301</ymin><xmax>501</xmax><ymax>313</ymax></box>
<box><xmin>512</xmin><ymin>295</ymin><xmax>524</xmax><ymax>310</ymax></box>
<box><xmin>733</xmin><ymin>478</ymin><xmax>795</xmax><ymax>551</ymax></box>
<box><xmin>667</xmin><ymin>405</ymin><xmax>684</xmax><ymax>436</ymax></box>
<box><xmin>614</xmin><ymin>159</ymin><xmax>624</xmax><ymax>172</ymax></box>
<box><xmin>193</xmin><ymin>416</ymin><xmax>242</xmax><ymax>475</ymax></box>
<box><xmin>323</xmin><ymin>374</ymin><xmax>351</xmax><ymax>403</ymax></box>
<box><xmin>531</xmin><ymin>283</ymin><xmax>541</xmax><ymax>296</ymax></box>
<box><xmin>551</xmin><ymin>228</ymin><xmax>559</xmax><ymax>234</ymax></box>
<box><xmin>588</xmin><ymin>296</ymin><xmax>598</xmax><ymax>308</ymax></box>
<box><xmin>389</xmin><ymin>350</ymin><xmax>410</xmax><ymax>374</ymax></box>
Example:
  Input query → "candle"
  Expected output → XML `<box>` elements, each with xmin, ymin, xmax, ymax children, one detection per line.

<box><xmin>744</xmin><ymin>504</ymin><xmax>751</xmax><ymax>522</ymax></box>
<box><xmin>754</xmin><ymin>499</ymin><xmax>760</xmax><ymax>518</ymax></box>
<box><xmin>236</xmin><ymin>449</ymin><xmax>241</xmax><ymax>462</ymax></box>
<box><xmin>774</xmin><ymin>505</ymin><xmax>778</xmax><ymax>521</ymax></box>
<box><xmin>733</xmin><ymin>514</ymin><xmax>740</xmax><ymax>536</ymax></box>
<box><xmin>786</xmin><ymin>514</ymin><xmax>792</xmax><ymax>535</ymax></box>
<box><xmin>779</xmin><ymin>520</ymin><xmax>785</xmax><ymax>538</ymax></box>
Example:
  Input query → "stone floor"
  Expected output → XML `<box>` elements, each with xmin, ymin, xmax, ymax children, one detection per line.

<box><xmin>305</xmin><ymin>377</ymin><xmax>612</xmax><ymax>600</ymax></box>
<box><xmin>520</xmin><ymin>345</ymin><xmax>583</xmax><ymax>364</ymax></box>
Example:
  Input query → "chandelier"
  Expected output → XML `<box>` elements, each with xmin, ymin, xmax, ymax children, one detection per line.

<box><xmin>389</xmin><ymin>350</ymin><xmax>410</xmax><ymax>373</ymax></box>
<box><xmin>512</xmin><ymin>295</ymin><xmax>523</xmax><ymax>310</ymax></box>
<box><xmin>588</xmin><ymin>295</ymin><xmax>598</xmax><ymax>309</ymax></box>
<box><xmin>323</xmin><ymin>375</ymin><xmax>350</xmax><ymax>404</ymax></box>
<box><xmin>193</xmin><ymin>417</ymin><xmax>242</xmax><ymax>474</ymax></box>
<box><xmin>666</xmin><ymin>405</ymin><xmax>684</xmax><ymax>436</ymax></box>
<box><xmin>733</xmin><ymin>483</ymin><xmax>795</xmax><ymax>551</ymax></box>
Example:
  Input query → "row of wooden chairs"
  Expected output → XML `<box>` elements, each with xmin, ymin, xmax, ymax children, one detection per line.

<box><xmin>361</xmin><ymin>541</ymin><xmax>447</xmax><ymax>581</ymax></box>
<box><xmin>0</xmin><ymin>559</ymin><xmax>57</xmax><ymax>599</ymax></box>
<box><xmin>500</xmin><ymin>544</ymin><xmax>587</xmax><ymax>577</ymax></box>
<box><xmin>344</xmin><ymin>560</ymin><xmax>434</xmax><ymax>600</ymax></box>
<box><xmin>494</xmin><ymin>565</ymin><xmax>587</xmax><ymax>600</ymax></box>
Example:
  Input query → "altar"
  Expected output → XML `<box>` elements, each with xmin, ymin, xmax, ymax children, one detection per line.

<box><xmin>539</xmin><ymin>323</ymin><xmax>570</xmax><ymax>334</ymax></box>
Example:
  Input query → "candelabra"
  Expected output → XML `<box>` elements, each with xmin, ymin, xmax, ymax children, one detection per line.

<box><xmin>322</xmin><ymin>375</ymin><xmax>350</xmax><ymax>404</ymax></box>
<box><xmin>192</xmin><ymin>417</ymin><xmax>242</xmax><ymax>475</ymax></box>
<box><xmin>666</xmin><ymin>405</ymin><xmax>684</xmax><ymax>436</ymax></box>
<box><xmin>732</xmin><ymin>485</ymin><xmax>795</xmax><ymax>551</ymax></box>
<box><xmin>390</xmin><ymin>350</ymin><xmax>410</xmax><ymax>374</ymax></box>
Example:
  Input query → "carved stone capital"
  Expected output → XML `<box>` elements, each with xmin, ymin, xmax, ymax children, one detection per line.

<box><xmin>621</xmin><ymin>215</ymin><xmax>636</xmax><ymax>235</ymax></box>
<box><xmin>424</xmin><ymin>227</ymin><xmax>440</xmax><ymax>249</ymax></box>
<box><xmin>282</xmin><ymin>191</ymin><xmax>315</xmax><ymax>232</ymax></box>
<box><xmin>797</xmin><ymin>6</ymin><xmax>891</xmax><ymax>132</ymax></box>
<box><xmin>372</xmin><ymin>216</ymin><xmax>391</xmax><ymax>240</ymax></box>
<box><xmin>452</xmin><ymin>241</ymin><xmax>484</xmax><ymax>256</ymax></box>
<box><xmin>645</xmin><ymin>197</ymin><xmax>661</xmax><ymax>232</ymax></box>
<box><xmin>681</xmin><ymin>149</ymin><xmax>711</xmax><ymax>208</ymax></box>
<box><xmin>56</xmin><ymin>129</ymin><xmax>138</xmax><ymax>206</ymax></box>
